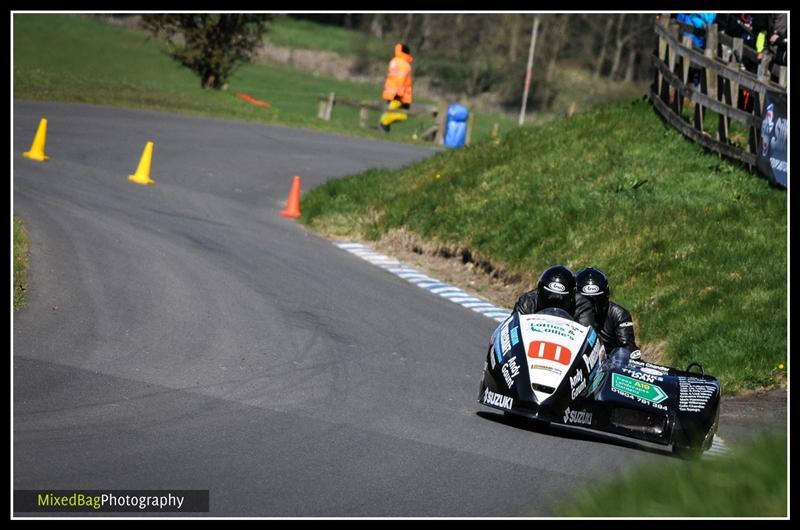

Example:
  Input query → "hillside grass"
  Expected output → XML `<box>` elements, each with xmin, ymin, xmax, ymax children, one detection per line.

<box><xmin>554</xmin><ymin>431</ymin><xmax>787</xmax><ymax>517</ymax></box>
<box><xmin>12</xmin><ymin>13</ymin><xmax>517</xmax><ymax>145</ymax></box>
<box><xmin>265</xmin><ymin>15</ymin><xmax>387</xmax><ymax>60</ymax></box>
<box><xmin>14</xmin><ymin>216</ymin><xmax>30</xmax><ymax>311</ymax></box>
<box><xmin>300</xmin><ymin>99</ymin><xmax>787</xmax><ymax>394</ymax></box>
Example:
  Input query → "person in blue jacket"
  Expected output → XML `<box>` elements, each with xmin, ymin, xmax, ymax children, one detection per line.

<box><xmin>676</xmin><ymin>13</ymin><xmax>717</xmax><ymax>48</ymax></box>
<box><xmin>676</xmin><ymin>13</ymin><xmax>716</xmax><ymax>89</ymax></box>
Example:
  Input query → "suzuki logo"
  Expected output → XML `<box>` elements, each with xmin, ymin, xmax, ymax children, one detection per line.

<box><xmin>527</xmin><ymin>340</ymin><xmax>573</xmax><ymax>366</ymax></box>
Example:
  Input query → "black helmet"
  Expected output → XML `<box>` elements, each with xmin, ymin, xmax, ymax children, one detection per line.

<box><xmin>536</xmin><ymin>265</ymin><xmax>576</xmax><ymax>313</ymax></box>
<box><xmin>576</xmin><ymin>267</ymin><xmax>610</xmax><ymax>318</ymax></box>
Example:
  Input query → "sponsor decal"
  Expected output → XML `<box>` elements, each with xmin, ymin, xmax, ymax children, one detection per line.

<box><xmin>622</xmin><ymin>367</ymin><xmax>663</xmax><ymax>383</ymax></box>
<box><xmin>585</xmin><ymin>369</ymin><xmax>607</xmax><ymax>395</ymax></box>
<box><xmin>587</xmin><ymin>328</ymin><xmax>597</xmax><ymax>347</ymax></box>
<box><xmin>630</xmin><ymin>371</ymin><xmax>656</xmax><ymax>383</ymax></box>
<box><xmin>563</xmin><ymin>407</ymin><xmax>593</xmax><ymax>425</ymax></box>
<box><xmin>611</xmin><ymin>373</ymin><xmax>668</xmax><ymax>404</ymax></box>
<box><xmin>483</xmin><ymin>388</ymin><xmax>513</xmax><ymax>410</ymax></box>
<box><xmin>547</xmin><ymin>281</ymin><xmax>566</xmax><ymax>293</ymax></box>
<box><xmin>502</xmin><ymin>357</ymin><xmax>521</xmax><ymax>388</ymax></box>
<box><xmin>581</xmin><ymin>284</ymin><xmax>601</xmax><ymax>295</ymax></box>
<box><xmin>677</xmin><ymin>376</ymin><xmax>716</xmax><ymax>412</ymax></box>
<box><xmin>489</xmin><ymin>345</ymin><xmax>497</xmax><ymax>369</ymax></box>
<box><xmin>510</xmin><ymin>326</ymin><xmax>520</xmax><ymax>347</ymax></box>
<box><xmin>527</xmin><ymin>340</ymin><xmax>573</xmax><ymax>366</ymax></box>
<box><xmin>493</xmin><ymin>331</ymin><xmax>504</xmax><ymax>365</ymax></box>
<box><xmin>530</xmin><ymin>363</ymin><xmax>563</xmax><ymax>376</ymax></box>
<box><xmin>768</xmin><ymin>114</ymin><xmax>788</xmax><ymax>176</ymax></box>
<box><xmin>761</xmin><ymin>103</ymin><xmax>775</xmax><ymax>156</ymax></box>
<box><xmin>530</xmin><ymin>321</ymin><xmax>577</xmax><ymax>341</ymax></box>
<box><xmin>640</xmin><ymin>367</ymin><xmax>665</xmax><ymax>377</ymax></box>
<box><xmin>582</xmin><ymin>341</ymin><xmax>603</xmax><ymax>374</ymax></box>
<box><xmin>645</xmin><ymin>362</ymin><xmax>671</xmax><ymax>372</ymax></box>
<box><xmin>500</xmin><ymin>324</ymin><xmax>512</xmax><ymax>355</ymax></box>
<box><xmin>619</xmin><ymin>321</ymin><xmax>634</xmax><ymax>327</ymax></box>
<box><xmin>570</xmin><ymin>370</ymin><xmax>587</xmax><ymax>399</ymax></box>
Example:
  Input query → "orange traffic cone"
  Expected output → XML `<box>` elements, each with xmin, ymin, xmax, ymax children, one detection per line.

<box><xmin>23</xmin><ymin>118</ymin><xmax>49</xmax><ymax>161</ymax></box>
<box><xmin>128</xmin><ymin>141</ymin><xmax>156</xmax><ymax>186</ymax></box>
<box><xmin>280</xmin><ymin>176</ymin><xmax>302</xmax><ymax>218</ymax></box>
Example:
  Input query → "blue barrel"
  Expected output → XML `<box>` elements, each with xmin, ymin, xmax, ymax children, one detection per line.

<box><xmin>444</xmin><ymin>103</ymin><xmax>469</xmax><ymax>148</ymax></box>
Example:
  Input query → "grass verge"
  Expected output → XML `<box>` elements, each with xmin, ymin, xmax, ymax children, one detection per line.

<box><xmin>300</xmin><ymin>98</ymin><xmax>787</xmax><ymax>394</ymax></box>
<box><xmin>14</xmin><ymin>216</ymin><xmax>30</xmax><ymax>311</ymax></box>
<box><xmin>553</xmin><ymin>431</ymin><xmax>787</xmax><ymax>517</ymax></box>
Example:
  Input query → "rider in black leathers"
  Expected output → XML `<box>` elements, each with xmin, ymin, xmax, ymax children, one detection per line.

<box><xmin>575</xmin><ymin>267</ymin><xmax>641</xmax><ymax>360</ymax></box>
<box><xmin>513</xmin><ymin>265</ymin><xmax>596</xmax><ymax>329</ymax></box>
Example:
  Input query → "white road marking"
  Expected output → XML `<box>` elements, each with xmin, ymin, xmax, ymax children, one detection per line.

<box><xmin>335</xmin><ymin>242</ymin><xmax>511</xmax><ymax>322</ymax></box>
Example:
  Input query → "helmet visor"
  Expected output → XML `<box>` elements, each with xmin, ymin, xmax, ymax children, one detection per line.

<box><xmin>586</xmin><ymin>294</ymin><xmax>609</xmax><ymax>320</ymax></box>
<box><xmin>540</xmin><ymin>289</ymin><xmax>573</xmax><ymax>312</ymax></box>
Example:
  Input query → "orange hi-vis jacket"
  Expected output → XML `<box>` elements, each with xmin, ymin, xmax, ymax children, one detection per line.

<box><xmin>382</xmin><ymin>43</ymin><xmax>413</xmax><ymax>104</ymax></box>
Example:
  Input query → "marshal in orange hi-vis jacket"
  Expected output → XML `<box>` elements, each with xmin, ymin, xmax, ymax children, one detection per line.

<box><xmin>382</xmin><ymin>43</ymin><xmax>413</xmax><ymax>105</ymax></box>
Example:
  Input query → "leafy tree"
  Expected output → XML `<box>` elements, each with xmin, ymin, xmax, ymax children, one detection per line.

<box><xmin>142</xmin><ymin>14</ymin><xmax>270</xmax><ymax>89</ymax></box>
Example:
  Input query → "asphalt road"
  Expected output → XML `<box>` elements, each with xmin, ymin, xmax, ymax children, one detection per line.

<box><xmin>14</xmin><ymin>101</ymin><xmax>672</xmax><ymax>517</ymax></box>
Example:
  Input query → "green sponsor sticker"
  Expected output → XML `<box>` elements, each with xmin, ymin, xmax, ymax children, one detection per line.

<box><xmin>611</xmin><ymin>373</ymin><xmax>668</xmax><ymax>403</ymax></box>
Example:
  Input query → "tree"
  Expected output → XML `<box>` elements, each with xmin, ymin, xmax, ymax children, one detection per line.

<box><xmin>142</xmin><ymin>14</ymin><xmax>270</xmax><ymax>89</ymax></box>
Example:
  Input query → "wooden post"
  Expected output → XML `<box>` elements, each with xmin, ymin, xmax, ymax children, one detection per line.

<box><xmin>747</xmin><ymin>89</ymin><xmax>760</xmax><ymax>171</ymax></box>
<box><xmin>657</xmin><ymin>14</ymin><xmax>669</xmax><ymax>97</ymax></box>
<box><xmin>718</xmin><ymin>77</ymin><xmax>731</xmax><ymax>145</ymax></box>
<box><xmin>318</xmin><ymin>98</ymin><xmax>327</xmax><ymax>120</ymax></box>
<box><xmin>778</xmin><ymin>66</ymin><xmax>787</xmax><ymax>88</ymax></box>
<box><xmin>680</xmin><ymin>34</ymin><xmax>694</xmax><ymax>117</ymax></box>
<box><xmin>324</xmin><ymin>92</ymin><xmax>335</xmax><ymax>121</ymax></box>
<box><xmin>704</xmin><ymin>25</ymin><xmax>718</xmax><ymax>100</ymax></box>
<box><xmin>566</xmin><ymin>101</ymin><xmax>577</xmax><ymax>117</ymax></box>
<box><xmin>359</xmin><ymin>107</ymin><xmax>369</xmax><ymax>128</ymax></box>
<box><xmin>666</xmin><ymin>22</ymin><xmax>679</xmax><ymax>111</ymax></box>
<box><xmin>466</xmin><ymin>111</ymin><xmax>475</xmax><ymax>146</ymax></box>
<box><xmin>656</xmin><ymin>13</ymin><xmax>669</xmax><ymax>101</ymax></box>
<box><xmin>730</xmin><ymin>37</ymin><xmax>743</xmax><ymax>109</ymax></box>
<box><xmin>518</xmin><ymin>15</ymin><xmax>540</xmax><ymax>126</ymax></box>
<box><xmin>434</xmin><ymin>101</ymin><xmax>447</xmax><ymax>146</ymax></box>
<box><xmin>694</xmin><ymin>70</ymin><xmax>705</xmax><ymax>133</ymax></box>
<box><xmin>757</xmin><ymin>52</ymin><xmax>772</xmax><ymax>84</ymax></box>
<box><xmin>681</xmin><ymin>34</ymin><xmax>693</xmax><ymax>84</ymax></box>
<box><xmin>695</xmin><ymin>24</ymin><xmax>718</xmax><ymax>136</ymax></box>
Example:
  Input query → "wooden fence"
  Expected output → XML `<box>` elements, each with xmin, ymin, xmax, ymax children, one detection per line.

<box><xmin>651</xmin><ymin>14</ymin><xmax>787</xmax><ymax>169</ymax></box>
<box><xmin>318</xmin><ymin>93</ymin><xmax>474</xmax><ymax>146</ymax></box>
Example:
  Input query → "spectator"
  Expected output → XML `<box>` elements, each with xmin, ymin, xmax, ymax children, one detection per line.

<box><xmin>378</xmin><ymin>43</ymin><xmax>413</xmax><ymax>133</ymax></box>
<box><xmin>676</xmin><ymin>13</ymin><xmax>717</xmax><ymax>49</ymax></box>
<box><xmin>766</xmin><ymin>13</ymin><xmax>787</xmax><ymax>66</ymax></box>
<box><xmin>676</xmin><ymin>13</ymin><xmax>716</xmax><ymax>90</ymax></box>
<box><xmin>719</xmin><ymin>14</ymin><xmax>763</xmax><ymax>111</ymax></box>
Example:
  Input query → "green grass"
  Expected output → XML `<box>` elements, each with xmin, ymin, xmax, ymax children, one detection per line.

<box><xmin>678</xmin><ymin>101</ymin><xmax>750</xmax><ymax>149</ymax></box>
<box><xmin>265</xmin><ymin>15</ymin><xmax>387</xmax><ymax>60</ymax></box>
<box><xmin>300</xmin><ymin>98</ymin><xmax>787</xmax><ymax>394</ymax></box>
<box><xmin>12</xmin><ymin>13</ymin><xmax>517</xmax><ymax>145</ymax></box>
<box><xmin>14</xmin><ymin>216</ymin><xmax>30</xmax><ymax>311</ymax></box>
<box><xmin>554</xmin><ymin>431</ymin><xmax>787</xmax><ymax>516</ymax></box>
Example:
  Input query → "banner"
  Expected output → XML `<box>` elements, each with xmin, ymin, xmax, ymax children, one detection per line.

<box><xmin>757</xmin><ymin>91</ymin><xmax>788</xmax><ymax>188</ymax></box>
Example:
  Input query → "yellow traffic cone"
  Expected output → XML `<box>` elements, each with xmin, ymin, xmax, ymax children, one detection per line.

<box><xmin>128</xmin><ymin>141</ymin><xmax>155</xmax><ymax>186</ymax></box>
<box><xmin>23</xmin><ymin>118</ymin><xmax>49</xmax><ymax>161</ymax></box>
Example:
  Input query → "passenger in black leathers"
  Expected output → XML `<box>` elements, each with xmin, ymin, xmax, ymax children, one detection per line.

<box><xmin>575</xmin><ymin>267</ymin><xmax>641</xmax><ymax>360</ymax></box>
<box><xmin>513</xmin><ymin>265</ymin><xmax>596</xmax><ymax>329</ymax></box>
